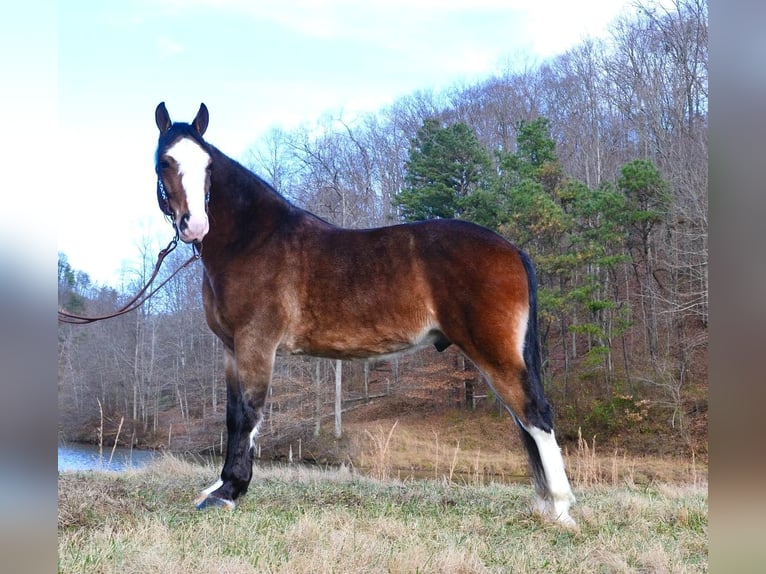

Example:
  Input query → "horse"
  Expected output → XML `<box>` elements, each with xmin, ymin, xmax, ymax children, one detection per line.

<box><xmin>153</xmin><ymin>102</ymin><xmax>576</xmax><ymax>526</ymax></box>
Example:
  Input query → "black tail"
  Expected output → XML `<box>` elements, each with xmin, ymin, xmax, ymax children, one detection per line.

<box><xmin>518</xmin><ymin>248</ymin><xmax>552</xmax><ymax>431</ymax></box>
<box><xmin>516</xmin><ymin>417</ymin><xmax>550</xmax><ymax>500</ymax></box>
<box><xmin>519</xmin><ymin>248</ymin><xmax>543</xmax><ymax>394</ymax></box>
<box><xmin>516</xmin><ymin>249</ymin><xmax>553</xmax><ymax>500</ymax></box>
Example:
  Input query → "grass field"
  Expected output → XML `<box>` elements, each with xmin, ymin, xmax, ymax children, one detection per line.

<box><xmin>58</xmin><ymin>455</ymin><xmax>707</xmax><ymax>573</ymax></box>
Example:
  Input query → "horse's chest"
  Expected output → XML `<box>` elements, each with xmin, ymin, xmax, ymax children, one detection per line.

<box><xmin>202</xmin><ymin>268</ymin><xmax>296</xmax><ymax>346</ymax></box>
<box><xmin>201</xmin><ymin>274</ymin><xmax>241</xmax><ymax>348</ymax></box>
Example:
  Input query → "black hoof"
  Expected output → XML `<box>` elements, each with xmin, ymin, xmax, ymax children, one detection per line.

<box><xmin>195</xmin><ymin>495</ymin><xmax>235</xmax><ymax>511</ymax></box>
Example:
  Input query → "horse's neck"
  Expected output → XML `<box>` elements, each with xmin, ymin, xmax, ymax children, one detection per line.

<box><xmin>203</xmin><ymin>149</ymin><xmax>304</xmax><ymax>258</ymax></box>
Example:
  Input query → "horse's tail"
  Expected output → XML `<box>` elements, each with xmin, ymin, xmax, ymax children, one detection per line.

<box><xmin>515</xmin><ymin>248</ymin><xmax>553</xmax><ymax>500</ymax></box>
<box><xmin>519</xmin><ymin>249</ymin><xmax>543</xmax><ymax>403</ymax></box>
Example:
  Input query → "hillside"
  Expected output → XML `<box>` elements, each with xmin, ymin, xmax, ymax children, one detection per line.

<box><xmin>85</xmin><ymin>343</ymin><xmax>707</xmax><ymax>485</ymax></box>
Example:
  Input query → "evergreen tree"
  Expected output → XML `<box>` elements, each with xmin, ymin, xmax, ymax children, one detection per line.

<box><xmin>617</xmin><ymin>159</ymin><xmax>671</xmax><ymax>259</ymax></box>
<box><xmin>396</xmin><ymin>119</ymin><xmax>492</xmax><ymax>221</ymax></box>
<box><xmin>495</xmin><ymin>116</ymin><xmax>568</xmax><ymax>251</ymax></box>
<box><xmin>515</xmin><ymin>117</ymin><xmax>558</xmax><ymax>178</ymax></box>
<box><xmin>617</xmin><ymin>158</ymin><xmax>672</xmax><ymax>362</ymax></box>
<box><xmin>58</xmin><ymin>252</ymin><xmax>88</xmax><ymax>314</ymax></box>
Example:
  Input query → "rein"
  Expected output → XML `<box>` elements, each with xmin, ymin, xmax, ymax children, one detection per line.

<box><xmin>57</xmin><ymin>233</ymin><xmax>201</xmax><ymax>325</ymax></box>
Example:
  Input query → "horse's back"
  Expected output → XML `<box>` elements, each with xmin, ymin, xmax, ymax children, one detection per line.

<box><xmin>299</xmin><ymin>218</ymin><xmax>526</xmax><ymax>305</ymax></box>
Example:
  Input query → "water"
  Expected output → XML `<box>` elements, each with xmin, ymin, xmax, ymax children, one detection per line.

<box><xmin>57</xmin><ymin>443</ymin><xmax>528</xmax><ymax>484</ymax></box>
<box><xmin>58</xmin><ymin>443</ymin><xmax>158</xmax><ymax>472</ymax></box>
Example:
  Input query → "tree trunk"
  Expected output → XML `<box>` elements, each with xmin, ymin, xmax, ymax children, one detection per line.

<box><xmin>314</xmin><ymin>360</ymin><xmax>322</xmax><ymax>437</ymax></box>
<box><xmin>334</xmin><ymin>359</ymin><xmax>342</xmax><ymax>439</ymax></box>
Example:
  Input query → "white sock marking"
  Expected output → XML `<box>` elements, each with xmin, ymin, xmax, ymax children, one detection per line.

<box><xmin>200</xmin><ymin>478</ymin><xmax>223</xmax><ymax>497</ymax></box>
<box><xmin>527</xmin><ymin>425</ymin><xmax>576</xmax><ymax>525</ymax></box>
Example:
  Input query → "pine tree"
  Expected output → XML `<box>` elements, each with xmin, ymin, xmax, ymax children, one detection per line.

<box><xmin>396</xmin><ymin>119</ymin><xmax>492</xmax><ymax>221</ymax></box>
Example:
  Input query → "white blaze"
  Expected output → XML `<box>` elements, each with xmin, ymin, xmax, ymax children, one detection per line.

<box><xmin>166</xmin><ymin>137</ymin><xmax>210</xmax><ymax>242</ymax></box>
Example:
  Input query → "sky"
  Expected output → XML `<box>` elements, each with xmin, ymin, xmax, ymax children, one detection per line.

<box><xmin>56</xmin><ymin>0</ymin><xmax>638</xmax><ymax>288</ymax></box>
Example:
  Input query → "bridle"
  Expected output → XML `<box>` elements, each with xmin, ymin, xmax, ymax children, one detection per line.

<box><xmin>57</xmin><ymin>182</ymin><xmax>202</xmax><ymax>325</ymax></box>
<box><xmin>157</xmin><ymin>164</ymin><xmax>211</xmax><ymax>222</ymax></box>
<box><xmin>58</xmin><ymin>231</ymin><xmax>201</xmax><ymax>324</ymax></box>
<box><xmin>157</xmin><ymin>175</ymin><xmax>174</xmax><ymax>218</ymax></box>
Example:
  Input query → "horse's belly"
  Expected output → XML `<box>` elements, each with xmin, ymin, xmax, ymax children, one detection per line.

<box><xmin>278</xmin><ymin>323</ymin><xmax>445</xmax><ymax>361</ymax></box>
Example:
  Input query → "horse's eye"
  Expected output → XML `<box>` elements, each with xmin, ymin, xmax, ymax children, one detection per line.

<box><xmin>159</xmin><ymin>160</ymin><xmax>171</xmax><ymax>170</ymax></box>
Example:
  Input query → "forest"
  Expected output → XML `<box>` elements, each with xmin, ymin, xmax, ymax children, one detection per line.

<box><xmin>58</xmin><ymin>0</ymin><xmax>707</xmax><ymax>461</ymax></box>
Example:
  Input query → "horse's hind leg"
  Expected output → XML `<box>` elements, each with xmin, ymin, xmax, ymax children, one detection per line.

<box><xmin>511</xmin><ymin>390</ymin><xmax>576</xmax><ymax>527</ymax></box>
<box><xmin>488</xmin><ymin>363</ymin><xmax>576</xmax><ymax>526</ymax></box>
<box><xmin>195</xmin><ymin>347</ymin><xmax>271</xmax><ymax>510</ymax></box>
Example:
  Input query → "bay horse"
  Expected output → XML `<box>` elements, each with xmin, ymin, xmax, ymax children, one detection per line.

<box><xmin>154</xmin><ymin>102</ymin><xmax>576</xmax><ymax>526</ymax></box>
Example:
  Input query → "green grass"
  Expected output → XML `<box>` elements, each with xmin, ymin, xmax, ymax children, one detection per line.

<box><xmin>58</xmin><ymin>455</ymin><xmax>707</xmax><ymax>573</ymax></box>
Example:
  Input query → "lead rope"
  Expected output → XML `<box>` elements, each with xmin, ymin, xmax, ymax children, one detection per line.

<box><xmin>57</xmin><ymin>232</ymin><xmax>201</xmax><ymax>325</ymax></box>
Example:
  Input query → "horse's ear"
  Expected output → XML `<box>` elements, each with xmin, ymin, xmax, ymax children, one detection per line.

<box><xmin>193</xmin><ymin>103</ymin><xmax>209</xmax><ymax>136</ymax></box>
<box><xmin>155</xmin><ymin>102</ymin><xmax>171</xmax><ymax>134</ymax></box>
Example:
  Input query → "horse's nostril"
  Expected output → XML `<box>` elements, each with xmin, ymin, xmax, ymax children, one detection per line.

<box><xmin>179</xmin><ymin>213</ymin><xmax>190</xmax><ymax>232</ymax></box>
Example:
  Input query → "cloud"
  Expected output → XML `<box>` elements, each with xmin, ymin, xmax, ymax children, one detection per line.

<box><xmin>149</xmin><ymin>0</ymin><xmax>632</xmax><ymax>74</ymax></box>
<box><xmin>153</xmin><ymin>0</ymin><xmax>517</xmax><ymax>41</ymax></box>
<box><xmin>156</xmin><ymin>35</ymin><xmax>185</xmax><ymax>57</ymax></box>
<box><xmin>522</xmin><ymin>0</ymin><xmax>632</xmax><ymax>56</ymax></box>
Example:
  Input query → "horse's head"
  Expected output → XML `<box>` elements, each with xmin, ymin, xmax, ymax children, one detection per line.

<box><xmin>154</xmin><ymin>102</ymin><xmax>211</xmax><ymax>244</ymax></box>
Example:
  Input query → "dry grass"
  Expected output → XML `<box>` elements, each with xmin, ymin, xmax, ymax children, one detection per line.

<box><xmin>351</xmin><ymin>419</ymin><xmax>707</xmax><ymax>490</ymax></box>
<box><xmin>362</xmin><ymin>420</ymin><xmax>398</xmax><ymax>480</ymax></box>
<box><xmin>565</xmin><ymin>428</ymin><xmax>706</xmax><ymax>489</ymax></box>
<box><xmin>353</xmin><ymin>419</ymin><xmax>529</xmax><ymax>484</ymax></box>
<box><xmin>59</xmin><ymin>454</ymin><xmax>707</xmax><ymax>573</ymax></box>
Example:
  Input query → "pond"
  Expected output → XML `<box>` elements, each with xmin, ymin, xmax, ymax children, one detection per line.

<box><xmin>58</xmin><ymin>443</ymin><xmax>528</xmax><ymax>485</ymax></box>
<box><xmin>58</xmin><ymin>443</ymin><xmax>158</xmax><ymax>472</ymax></box>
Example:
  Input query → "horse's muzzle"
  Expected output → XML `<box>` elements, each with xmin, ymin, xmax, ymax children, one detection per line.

<box><xmin>178</xmin><ymin>213</ymin><xmax>209</xmax><ymax>243</ymax></box>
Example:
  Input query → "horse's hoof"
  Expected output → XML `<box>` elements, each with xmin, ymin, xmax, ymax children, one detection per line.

<box><xmin>195</xmin><ymin>495</ymin><xmax>235</xmax><ymax>511</ymax></box>
<box><xmin>532</xmin><ymin>497</ymin><xmax>578</xmax><ymax>529</ymax></box>
<box><xmin>555</xmin><ymin>512</ymin><xmax>578</xmax><ymax>530</ymax></box>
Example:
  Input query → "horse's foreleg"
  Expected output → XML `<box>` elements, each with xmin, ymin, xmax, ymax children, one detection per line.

<box><xmin>195</xmin><ymin>348</ymin><xmax>271</xmax><ymax>510</ymax></box>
